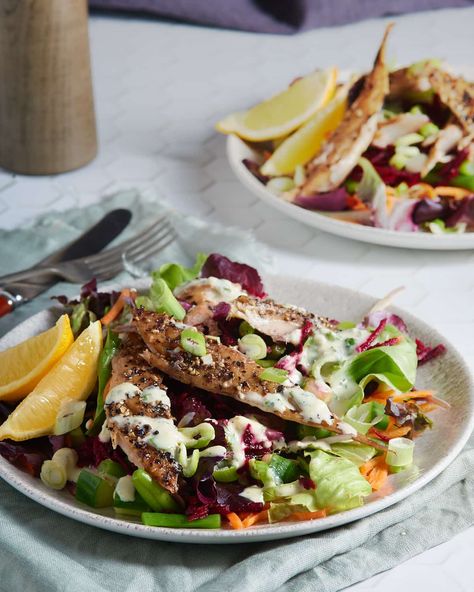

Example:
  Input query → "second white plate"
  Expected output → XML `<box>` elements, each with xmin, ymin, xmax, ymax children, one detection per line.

<box><xmin>227</xmin><ymin>118</ymin><xmax>474</xmax><ymax>251</ymax></box>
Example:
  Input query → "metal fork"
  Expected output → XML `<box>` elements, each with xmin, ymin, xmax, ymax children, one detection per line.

<box><xmin>0</xmin><ymin>216</ymin><xmax>176</xmax><ymax>285</ymax></box>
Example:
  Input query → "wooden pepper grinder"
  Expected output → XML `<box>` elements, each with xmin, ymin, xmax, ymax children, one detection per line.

<box><xmin>0</xmin><ymin>0</ymin><xmax>97</xmax><ymax>175</ymax></box>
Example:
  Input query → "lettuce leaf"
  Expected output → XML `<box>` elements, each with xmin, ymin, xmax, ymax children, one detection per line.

<box><xmin>155</xmin><ymin>252</ymin><xmax>207</xmax><ymax>291</ymax></box>
<box><xmin>330</xmin><ymin>442</ymin><xmax>377</xmax><ymax>467</ymax></box>
<box><xmin>348</xmin><ymin>331</ymin><xmax>417</xmax><ymax>393</ymax></box>
<box><xmin>307</xmin><ymin>450</ymin><xmax>372</xmax><ymax>512</ymax></box>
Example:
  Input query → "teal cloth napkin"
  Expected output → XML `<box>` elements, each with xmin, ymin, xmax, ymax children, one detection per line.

<box><xmin>0</xmin><ymin>191</ymin><xmax>473</xmax><ymax>592</ymax></box>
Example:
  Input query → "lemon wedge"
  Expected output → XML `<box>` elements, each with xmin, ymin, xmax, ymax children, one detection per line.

<box><xmin>216</xmin><ymin>68</ymin><xmax>338</xmax><ymax>142</ymax></box>
<box><xmin>0</xmin><ymin>321</ymin><xmax>102</xmax><ymax>441</ymax></box>
<box><xmin>0</xmin><ymin>315</ymin><xmax>74</xmax><ymax>402</ymax></box>
<box><xmin>261</xmin><ymin>86</ymin><xmax>348</xmax><ymax>176</ymax></box>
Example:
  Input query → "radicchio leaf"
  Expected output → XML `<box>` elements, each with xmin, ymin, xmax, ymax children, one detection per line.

<box><xmin>201</xmin><ymin>253</ymin><xmax>267</xmax><ymax>298</ymax></box>
<box><xmin>293</xmin><ymin>187</ymin><xmax>348</xmax><ymax>211</ymax></box>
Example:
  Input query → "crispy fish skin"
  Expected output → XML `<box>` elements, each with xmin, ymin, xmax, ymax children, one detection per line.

<box><xmin>135</xmin><ymin>308</ymin><xmax>279</xmax><ymax>399</ymax></box>
<box><xmin>300</xmin><ymin>24</ymin><xmax>392</xmax><ymax>195</ymax></box>
<box><xmin>105</xmin><ymin>336</ymin><xmax>180</xmax><ymax>493</ymax></box>
<box><xmin>428</xmin><ymin>67</ymin><xmax>474</xmax><ymax>140</ymax></box>
<box><xmin>108</xmin><ymin>334</ymin><xmax>166</xmax><ymax>391</ymax></box>
<box><xmin>133</xmin><ymin>309</ymin><xmax>384</xmax><ymax>451</ymax></box>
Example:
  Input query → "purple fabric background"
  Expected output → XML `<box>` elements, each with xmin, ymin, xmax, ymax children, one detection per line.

<box><xmin>89</xmin><ymin>0</ymin><xmax>472</xmax><ymax>33</ymax></box>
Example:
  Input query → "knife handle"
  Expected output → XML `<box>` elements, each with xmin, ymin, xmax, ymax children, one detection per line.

<box><xmin>0</xmin><ymin>294</ymin><xmax>14</xmax><ymax>317</ymax></box>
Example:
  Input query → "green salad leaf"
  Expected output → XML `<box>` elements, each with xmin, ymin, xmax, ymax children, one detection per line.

<box><xmin>329</xmin><ymin>442</ymin><xmax>377</xmax><ymax>467</ymax></box>
<box><xmin>348</xmin><ymin>330</ymin><xmax>417</xmax><ymax>393</ymax></box>
<box><xmin>307</xmin><ymin>450</ymin><xmax>372</xmax><ymax>512</ymax></box>
<box><xmin>154</xmin><ymin>252</ymin><xmax>207</xmax><ymax>291</ymax></box>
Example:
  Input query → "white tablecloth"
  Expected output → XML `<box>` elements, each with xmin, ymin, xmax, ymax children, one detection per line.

<box><xmin>1</xmin><ymin>7</ymin><xmax>473</xmax><ymax>590</ymax></box>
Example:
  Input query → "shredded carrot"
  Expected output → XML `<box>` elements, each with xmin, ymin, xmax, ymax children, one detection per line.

<box><xmin>391</xmin><ymin>390</ymin><xmax>434</xmax><ymax>403</ymax></box>
<box><xmin>359</xmin><ymin>456</ymin><xmax>383</xmax><ymax>476</ymax></box>
<box><xmin>367</xmin><ymin>467</ymin><xmax>389</xmax><ymax>491</ymax></box>
<box><xmin>227</xmin><ymin>512</ymin><xmax>244</xmax><ymax>530</ymax></box>
<box><xmin>435</xmin><ymin>186</ymin><xmax>472</xmax><ymax>199</ymax></box>
<box><xmin>284</xmin><ymin>509</ymin><xmax>327</xmax><ymax>522</ymax></box>
<box><xmin>364</xmin><ymin>389</ymin><xmax>395</xmax><ymax>403</ymax></box>
<box><xmin>347</xmin><ymin>194</ymin><xmax>368</xmax><ymax>211</ymax></box>
<box><xmin>241</xmin><ymin>510</ymin><xmax>269</xmax><ymax>528</ymax></box>
<box><xmin>385</xmin><ymin>188</ymin><xmax>394</xmax><ymax>212</ymax></box>
<box><xmin>100</xmin><ymin>288</ymin><xmax>135</xmax><ymax>325</ymax></box>
<box><xmin>360</xmin><ymin>456</ymin><xmax>389</xmax><ymax>491</ymax></box>
<box><xmin>409</xmin><ymin>183</ymin><xmax>436</xmax><ymax>200</ymax></box>
<box><xmin>383</xmin><ymin>426</ymin><xmax>411</xmax><ymax>439</ymax></box>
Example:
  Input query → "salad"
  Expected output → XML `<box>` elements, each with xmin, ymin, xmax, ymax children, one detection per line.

<box><xmin>219</xmin><ymin>25</ymin><xmax>474</xmax><ymax>234</ymax></box>
<box><xmin>0</xmin><ymin>254</ymin><xmax>448</xmax><ymax>530</ymax></box>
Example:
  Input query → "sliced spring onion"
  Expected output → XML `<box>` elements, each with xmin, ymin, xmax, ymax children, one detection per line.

<box><xmin>98</xmin><ymin>459</ymin><xmax>126</xmax><ymax>479</ymax></box>
<box><xmin>256</xmin><ymin>359</ymin><xmax>276</xmax><ymax>368</ymax></box>
<box><xmin>409</xmin><ymin>105</ymin><xmax>423</xmax><ymax>114</ymax></box>
<box><xmin>419</xmin><ymin>122</ymin><xmax>439</xmax><ymax>138</ymax></box>
<box><xmin>180</xmin><ymin>327</ymin><xmax>207</xmax><ymax>357</ymax></box>
<box><xmin>238</xmin><ymin>333</ymin><xmax>267</xmax><ymax>360</ymax></box>
<box><xmin>389</xmin><ymin>152</ymin><xmax>407</xmax><ymax>170</ymax></box>
<box><xmin>40</xmin><ymin>460</ymin><xmax>67</xmax><ymax>490</ymax></box>
<box><xmin>40</xmin><ymin>448</ymin><xmax>80</xmax><ymax>490</ymax></box>
<box><xmin>344</xmin><ymin>402</ymin><xmax>385</xmax><ymax>435</ymax></box>
<box><xmin>296</xmin><ymin>425</ymin><xmax>332</xmax><ymax>439</ymax></box>
<box><xmin>345</xmin><ymin>179</ymin><xmax>359</xmax><ymax>194</ymax></box>
<box><xmin>267</xmin><ymin>177</ymin><xmax>295</xmax><ymax>193</ymax></box>
<box><xmin>396</xmin><ymin>182</ymin><xmax>409</xmax><ymax>195</ymax></box>
<box><xmin>336</xmin><ymin>321</ymin><xmax>356</xmax><ymax>330</ymax></box>
<box><xmin>396</xmin><ymin>145</ymin><xmax>420</xmax><ymax>158</ymax></box>
<box><xmin>177</xmin><ymin>444</ymin><xmax>200</xmax><ymax>477</ymax></box>
<box><xmin>259</xmin><ymin>367</ymin><xmax>289</xmax><ymax>384</ymax></box>
<box><xmin>179</xmin><ymin>422</ymin><xmax>215</xmax><ymax>449</ymax></box>
<box><xmin>52</xmin><ymin>448</ymin><xmax>80</xmax><ymax>482</ymax></box>
<box><xmin>239</xmin><ymin>321</ymin><xmax>255</xmax><ymax>337</ymax></box>
<box><xmin>452</xmin><ymin>174</ymin><xmax>474</xmax><ymax>191</ymax></box>
<box><xmin>386</xmin><ymin>437</ymin><xmax>414</xmax><ymax>472</ymax></box>
<box><xmin>459</xmin><ymin>160</ymin><xmax>474</xmax><ymax>176</ymax></box>
<box><xmin>136</xmin><ymin>278</ymin><xmax>185</xmax><ymax>320</ymax></box>
<box><xmin>142</xmin><ymin>512</ymin><xmax>221</xmax><ymax>529</ymax></box>
<box><xmin>293</xmin><ymin>164</ymin><xmax>306</xmax><ymax>186</ymax></box>
<box><xmin>213</xmin><ymin>465</ymin><xmax>239</xmax><ymax>483</ymax></box>
<box><xmin>53</xmin><ymin>400</ymin><xmax>86</xmax><ymax>436</ymax></box>
<box><xmin>132</xmin><ymin>469</ymin><xmax>180</xmax><ymax>512</ymax></box>
<box><xmin>267</xmin><ymin>343</ymin><xmax>287</xmax><ymax>360</ymax></box>
<box><xmin>395</xmin><ymin>133</ymin><xmax>424</xmax><ymax>147</ymax></box>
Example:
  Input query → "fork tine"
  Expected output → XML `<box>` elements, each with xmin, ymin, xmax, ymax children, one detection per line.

<box><xmin>89</xmin><ymin>226</ymin><xmax>177</xmax><ymax>280</ymax></box>
<box><xmin>82</xmin><ymin>216</ymin><xmax>170</xmax><ymax>266</ymax></box>
<box><xmin>126</xmin><ymin>231</ymin><xmax>177</xmax><ymax>266</ymax></box>
<box><xmin>88</xmin><ymin>223</ymin><xmax>175</xmax><ymax>277</ymax></box>
<box><xmin>119</xmin><ymin>221</ymin><xmax>175</xmax><ymax>260</ymax></box>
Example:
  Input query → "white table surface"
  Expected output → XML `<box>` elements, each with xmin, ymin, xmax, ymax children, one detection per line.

<box><xmin>1</xmin><ymin>7</ymin><xmax>473</xmax><ymax>591</ymax></box>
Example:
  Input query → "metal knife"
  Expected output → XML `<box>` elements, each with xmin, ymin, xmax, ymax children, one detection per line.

<box><xmin>0</xmin><ymin>208</ymin><xmax>132</xmax><ymax>317</ymax></box>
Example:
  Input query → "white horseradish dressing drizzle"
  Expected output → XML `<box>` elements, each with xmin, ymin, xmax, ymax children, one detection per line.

<box><xmin>224</xmin><ymin>416</ymin><xmax>273</xmax><ymax>468</ymax></box>
<box><xmin>115</xmin><ymin>475</ymin><xmax>135</xmax><ymax>503</ymax></box>
<box><xmin>175</xmin><ymin>277</ymin><xmax>243</xmax><ymax>304</ymax></box>
<box><xmin>105</xmin><ymin>382</ymin><xmax>180</xmax><ymax>453</ymax></box>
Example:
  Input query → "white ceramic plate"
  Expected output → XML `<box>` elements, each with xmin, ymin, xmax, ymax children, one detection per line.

<box><xmin>226</xmin><ymin>65</ymin><xmax>474</xmax><ymax>251</ymax></box>
<box><xmin>0</xmin><ymin>276</ymin><xmax>473</xmax><ymax>543</ymax></box>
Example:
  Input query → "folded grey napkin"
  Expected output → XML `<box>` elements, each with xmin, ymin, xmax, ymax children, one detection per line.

<box><xmin>0</xmin><ymin>191</ymin><xmax>473</xmax><ymax>592</ymax></box>
<box><xmin>89</xmin><ymin>0</ymin><xmax>472</xmax><ymax>34</ymax></box>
